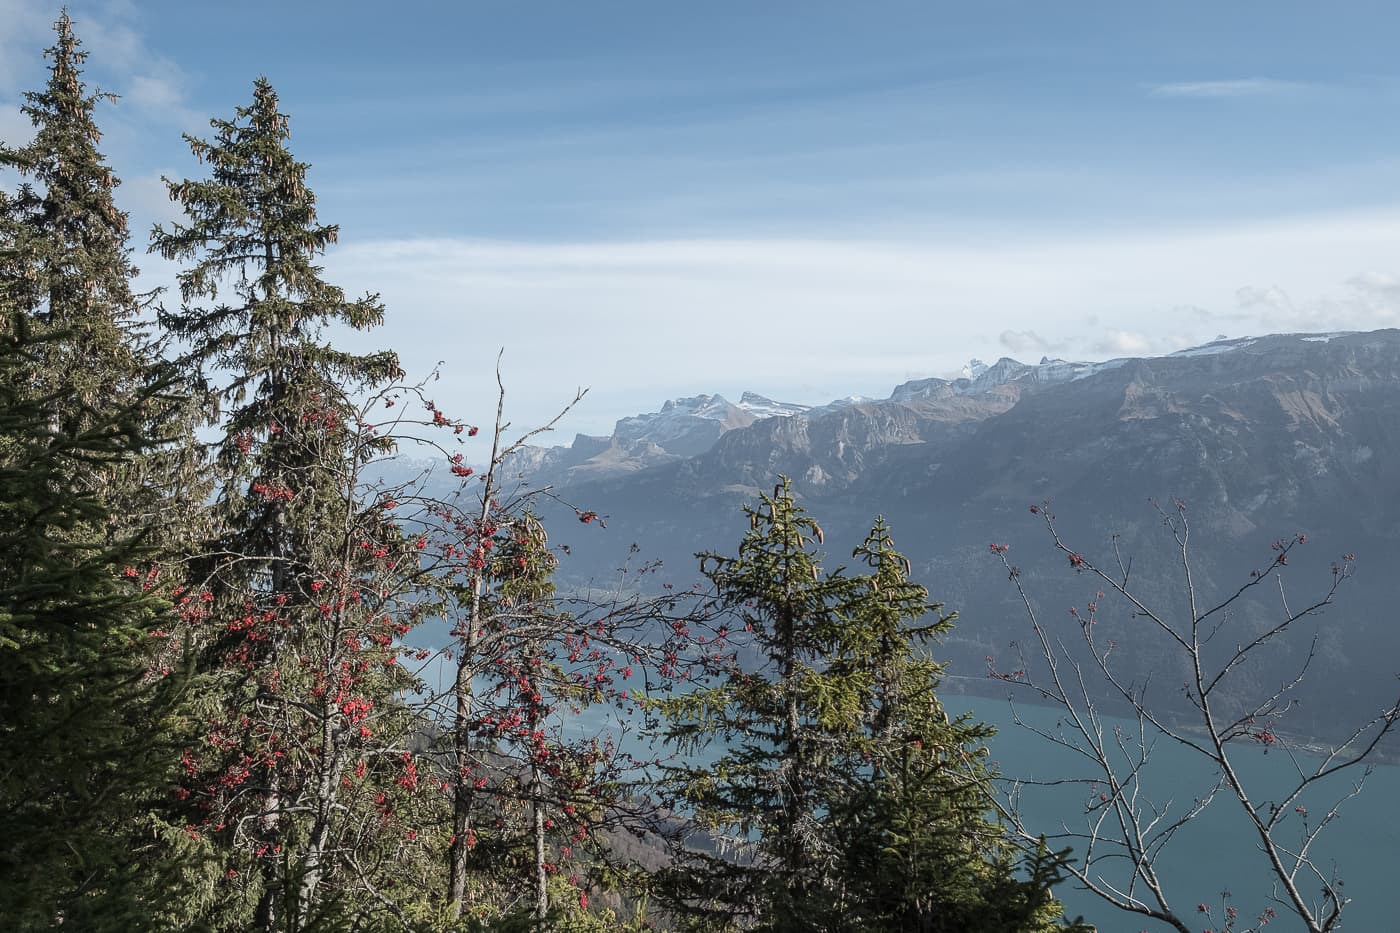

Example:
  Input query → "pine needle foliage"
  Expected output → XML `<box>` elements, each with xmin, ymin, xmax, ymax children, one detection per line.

<box><xmin>649</xmin><ymin>479</ymin><xmax>867</xmax><ymax>929</ymax></box>
<box><xmin>0</xmin><ymin>10</ymin><xmax>144</xmax><ymax>411</ymax></box>
<box><xmin>827</xmin><ymin>519</ymin><xmax>1085</xmax><ymax>932</ymax></box>
<box><xmin>649</xmin><ymin>482</ymin><xmax>1083</xmax><ymax>932</ymax></box>
<box><xmin>0</xmin><ymin>315</ymin><xmax>186</xmax><ymax>931</ymax></box>
<box><xmin>150</xmin><ymin>77</ymin><xmax>400</xmax><ymax>429</ymax></box>
<box><xmin>149</xmin><ymin>77</ymin><xmax>402</xmax><ymax>562</ymax></box>
<box><xmin>0</xmin><ymin>10</ymin><xmax>202</xmax><ymax>542</ymax></box>
<box><xmin>149</xmin><ymin>80</ymin><xmax>421</xmax><ymax>931</ymax></box>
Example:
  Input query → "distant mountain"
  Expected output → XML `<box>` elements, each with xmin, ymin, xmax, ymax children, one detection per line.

<box><xmin>498</xmin><ymin>391</ymin><xmax>813</xmax><ymax>486</ymax></box>
<box><xmin>510</xmin><ymin>330</ymin><xmax>1400</xmax><ymax>743</ymax></box>
<box><xmin>612</xmin><ymin>391</ymin><xmax>808</xmax><ymax>455</ymax></box>
<box><xmin>501</xmin><ymin>350</ymin><xmax>1151</xmax><ymax>487</ymax></box>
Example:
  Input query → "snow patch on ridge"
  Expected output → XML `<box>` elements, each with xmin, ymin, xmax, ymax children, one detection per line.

<box><xmin>959</xmin><ymin>358</ymin><xmax>989</xmax><ymax>380</ymax></box>
<box><xmin>612</xmin><ymin>391</ymin><xmax>810</xmax><ymax>450</ymax></box>
<box><xmin>1169</xmin><ymin>337</ymin><xmax>1259</xmax><ymax>358</ymax></box>
<box><xmin>737</xmin><ymin>392</ymin><xmax>811</xmax><ymax>419</ymax></box>
<box><xmin>887</xmin><ymin>355</ymin><xmax>1132</xmax><ymax>402</ymax></box>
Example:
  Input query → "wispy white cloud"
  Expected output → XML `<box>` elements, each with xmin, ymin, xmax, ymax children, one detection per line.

<box><xmin>1347</xmin><ymin>270</ymin><xmax>1400</xmax><ymax>297</ymax></box>
<box><xmin>120</xmin><ymin>73</ymin><xmax>204</xmax><ymax>131</ymax></box>
<box><xmin>0</xmin><ymin>5</ymin><xmax>49</xmax><ymax>185</ymax></box>
<box><xmin>122</xmin><ymin>169</ymin><xmax>183</xmax><ymax>227</ymax></box>
<box><xmin>1235</xmin><ymin>284</ymin><xmax>1294</xmax><ymax>311</ymax></box>
<box><xmin>1230</xmin><ymin>271</ymin><xmax>1400</xmax><ymax>334</ymax></box>
<box><xmin>999</xmin><ymin>330</ymin><xmax>1060</xmax><ymax>356</ymax></box>
<box><xmin>1148</xmin><ymin>78</ymin><xmax>1309</xmax><ymax>99</ymax></box>
<box><xmin>76</xmin><ymin>12</ymin><xmax>201</xmax><ymax>130</ymax></box>
<box><xmin>419</xmin><ymin>60</ymin><xmax>943</xmax><ymax>120</ymax></box>
<box><xmin>0</xmin><ymin>3</ymin><xmax>199</xmax><ymax>131</ymax></box>
<box><xmin>1090</xmin><ymin>330</ymin><xmax>1158</xmax><ymax>356</ymax></box>
<box><xmin>0</xmin><ymin>0</ymin><xmax>52</xmax><ymax>94</ymax></box>
<box><xmin>313</xmin><ymin>207</ymin><xmax>1400</xmax><ymax>435</ymax></box>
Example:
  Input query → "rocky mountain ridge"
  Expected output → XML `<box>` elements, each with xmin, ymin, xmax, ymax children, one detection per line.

<box><xmin>513</xmin><ymin>329</ymin><xmax>1400</xmax><ymax>741</ymax></box>
<box><xmin>501</xmin><ymin>341</ymin><xmax>1205</xmax><ymax>487</ymax></box>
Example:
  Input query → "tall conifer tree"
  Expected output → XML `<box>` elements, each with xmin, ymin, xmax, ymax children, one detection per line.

<box><xmin>651</xmin><ymin>484</ymin><xmax>1080</xmax><ymax>932</ymax></box>
<box><xmin>650</xmin><ymin>480</ymin><xmax>865</xmax><ymax>929</ymax></box>
<box><xmin>828</xmin><ymin>520</ymin><xmax>1081</xmax><ymax>932</ymax></box>
<box><xmin>0</xmin><ymin>10</ymin><xmax>151</xmax><ymax>427</ymax></box>
<box><xmin>0</xmin><ymin>313</ymin><xmax>184</xmax><ymax>931</ymax></box>
<box><xmin>150</xmin><ymin>79</ymin><xmax>414</xmax><ymax>932</ymax></box>
<box><xmin>0</xmin><ymin>10</ymin><xmax>204</xmax><ymax>543</ymax></box>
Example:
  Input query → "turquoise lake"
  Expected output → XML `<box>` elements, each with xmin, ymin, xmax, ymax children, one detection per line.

<box><xmin>429</xmin><ymin>639</ymin><xmax>1400</xmax><ymax>931</ymax></box>
<box><xmin>592</xmin><ymin>686</ymin><xmax>1400</xmax><ymax>931</ymax></box>
<box><xmin>941</xmin><ymin>693</ymin><xmax>1400</xmax><ymax>932</ymax></box>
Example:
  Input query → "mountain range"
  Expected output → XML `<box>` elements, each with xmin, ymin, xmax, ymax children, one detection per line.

<box><xmin>432</xmin><ymin>330</ymin><xmax>1400</xmax><ymax>744</ymax></box>
<box><xmin>502</xmin><ymin>346</ymin><xmax>1147</xmax><ymax>487</ymax></box>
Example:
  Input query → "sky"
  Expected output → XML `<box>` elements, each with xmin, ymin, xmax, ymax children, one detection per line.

<box><xmin>5</xmin><ymin>0</ymin><xmax>1400</xmax><ymax>436</ymax></box>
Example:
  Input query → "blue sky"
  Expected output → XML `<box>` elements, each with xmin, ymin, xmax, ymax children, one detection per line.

<box><xmin>5</xmin><ymin>1</ymin><xmax>1400</xmax><ymax>435</ymax></box>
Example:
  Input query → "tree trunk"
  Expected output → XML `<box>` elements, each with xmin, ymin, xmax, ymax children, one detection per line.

<box><xmin>532</xmin><ymin>759</ymin><xmax>549</xmax><ymax>920</ymax></box>
<box><xmin>295</xmin><ymin>697</ymin><xmax>343</xmax><ymax>924</ymax></box>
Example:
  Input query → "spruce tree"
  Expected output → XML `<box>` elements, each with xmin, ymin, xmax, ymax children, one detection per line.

<box><xmin>0</xmin><ymin>18</ymin><xmax>203</xmax><ymax>928</ymax></box>
<box><xmin>649</xmin><ymin>479</ymin><xmax>866</xmax><ymax>930</ymax></box>
<box><xmin>828</xmin><ymin>520</ymin><xmax>1082</xmax><ymax>932</ymax></box>
<box><xmin>0</xmin><ymin>313</ymin><xmax>184</xmax><ymax>931</ymax></box>
<box><xmin>650</xmin><ymin>485</ymin><xmax>1082</xmax><ymax>932</ymax></box>
<box><xmin>0</xmin><ymin>10</ymin><xmax>205</xmax><ymax>544</ymax></box>
<box><xmin>150</xmin><ymin>78</ymin><xmax>417</xmax><ymax>932</ymax></box>
<box><xmin>0</xmin><ymin>10</ymin><xmax>146</xmax><ymax>429</ymax></box>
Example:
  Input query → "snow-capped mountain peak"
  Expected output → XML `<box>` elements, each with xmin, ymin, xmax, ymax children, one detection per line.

<box><xmin>608</xmin><ymin>391</ymin><xmax>808</xmax><ymax>458</ymax></box>
<box><xmin>959</xmin><ymin>358</ymin><xmax>989</xmax><ymax>380</ymax></box>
